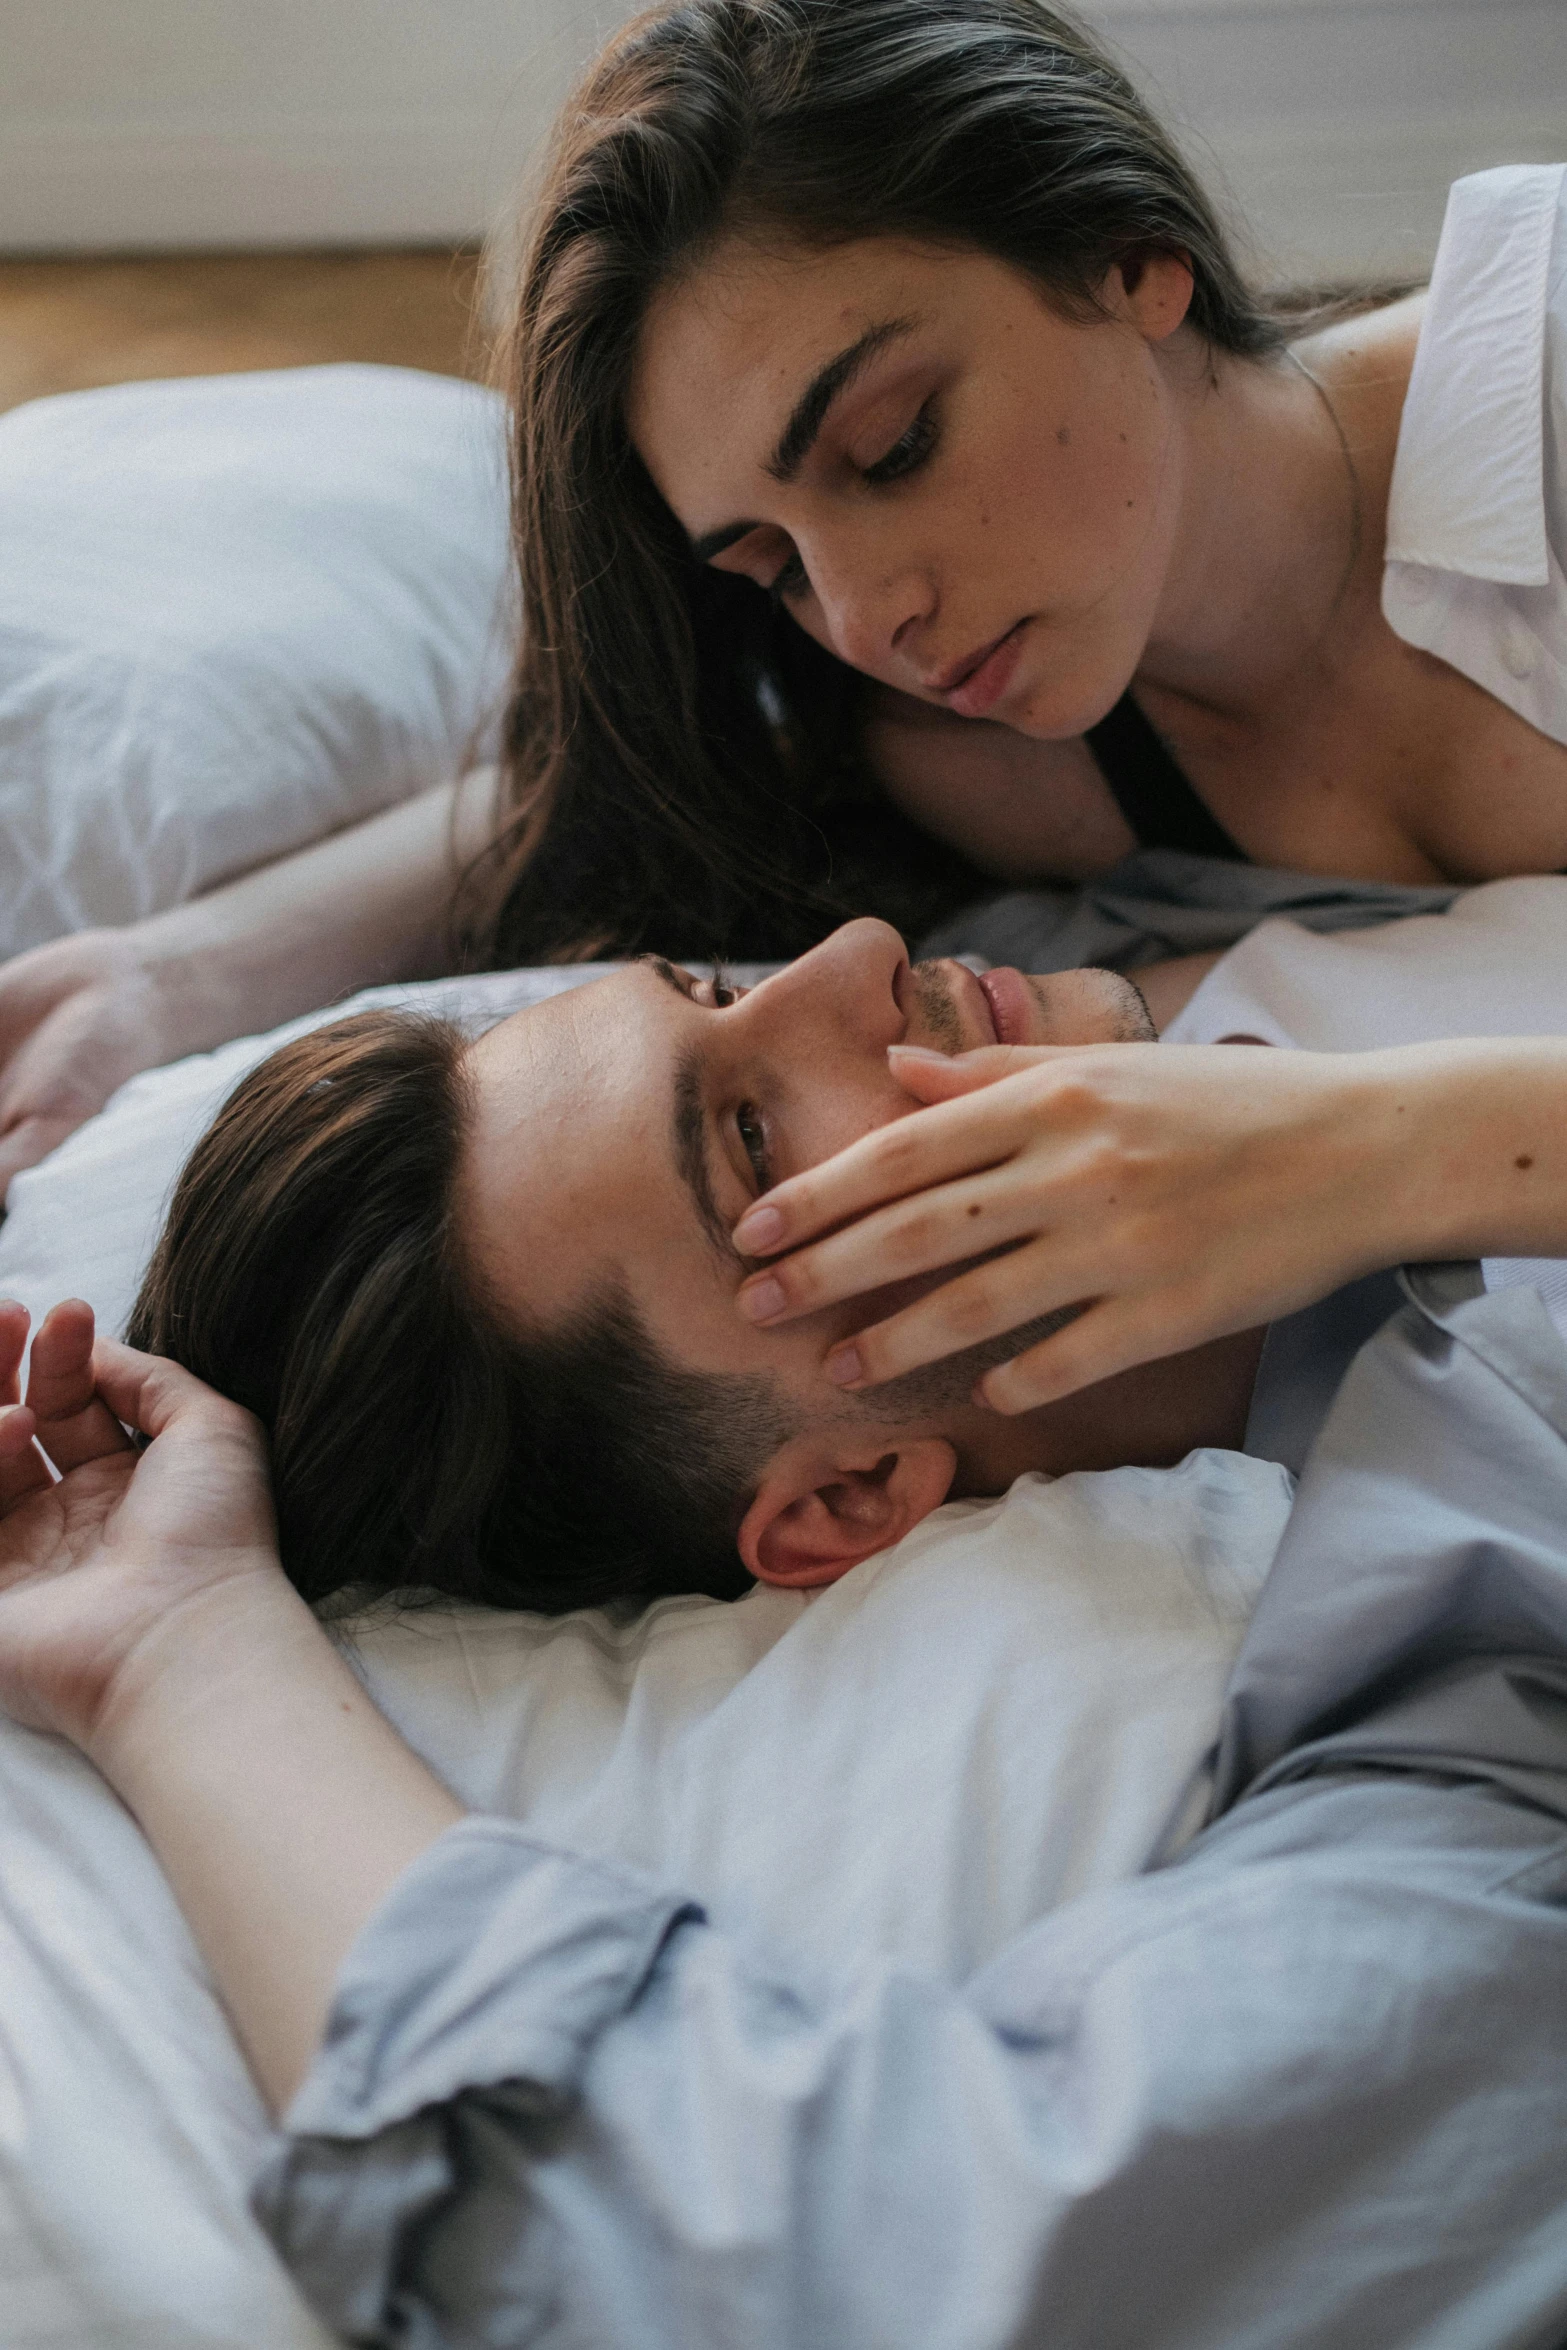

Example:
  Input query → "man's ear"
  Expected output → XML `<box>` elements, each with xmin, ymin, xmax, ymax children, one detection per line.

<box><xmin>738</xmin><ymin>1433</ymin><xmax>957</xmax><ymax>1591</ymax></box>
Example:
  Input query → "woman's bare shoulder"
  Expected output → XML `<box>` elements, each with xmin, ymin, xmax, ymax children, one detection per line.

<box><xmin>1295</xmin><ymin>291</ymin><xmax>1427</xmax><ymax>462</ymax></box>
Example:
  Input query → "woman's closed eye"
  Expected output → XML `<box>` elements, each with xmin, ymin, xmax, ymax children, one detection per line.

<box><xmin>764</xmin><ymin>400</ymin><xmax>941</xmax><ymax>602</ymax></box>
<box><xmin>860</xmin><ymin>395</ymin><xmax>940</xmax><ymax>488</ymax></box>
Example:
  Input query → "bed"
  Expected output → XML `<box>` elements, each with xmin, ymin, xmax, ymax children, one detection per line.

<box><xmin>3</xmin><ymin>364</ymin><xmax>1567</xmax><ymax>2345</ymax></box>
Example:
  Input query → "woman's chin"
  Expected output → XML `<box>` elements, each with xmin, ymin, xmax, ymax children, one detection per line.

<box><xmin>1000</xmin><ymin>656</ymin><xmax>1141</xmax><ymax>742</ymax></box>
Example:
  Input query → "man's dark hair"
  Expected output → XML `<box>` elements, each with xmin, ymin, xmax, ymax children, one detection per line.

<box><xmin>127</xmin><ymin>1010</ymin><xmax>792</xmax><ymax>1610</ymax></box>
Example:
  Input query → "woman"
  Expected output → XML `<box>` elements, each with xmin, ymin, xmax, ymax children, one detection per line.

<box><xmin>2</xmin><ymin>0</ymin><xmax>1565</xmax><ymax>1408</ymax></box>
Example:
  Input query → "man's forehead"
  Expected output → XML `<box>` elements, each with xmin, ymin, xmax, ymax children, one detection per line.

<box><xmin>470</xmin><ymin>970</ymin><xmax>644</xmax><ymax>1107</ymax></box>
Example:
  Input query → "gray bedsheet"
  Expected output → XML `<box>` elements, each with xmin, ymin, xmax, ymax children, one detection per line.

<box><xmin>920</xmin><ymin>846</ymin><xmax>1459</xmax><ymax>973</ymax></box>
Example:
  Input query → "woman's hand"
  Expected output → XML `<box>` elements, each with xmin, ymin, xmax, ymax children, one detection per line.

<box><xmin>0</xmin><ymin>1297</ymin><xmax>281</xmax><ymax>1752</ymax></box>
<box><xmin>0</xmin><ymin>930</ymin><xmax>185</xmax><ymax>1201</ymax></box>
<box><xmin>730</xmin><ymin>1038</ymin><xmax>1511</xmax><ymax>1412</ymax></box>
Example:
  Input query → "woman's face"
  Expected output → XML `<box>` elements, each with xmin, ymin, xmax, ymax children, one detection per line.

<box><xmin>628</xmin><ymin>234</ymin><xmax>1197</xmax><ymax>740</ymax></box>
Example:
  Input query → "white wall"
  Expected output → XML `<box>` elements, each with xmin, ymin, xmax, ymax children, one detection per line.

<box><xmin>0</xmin><ymin>0</ymin><xmax>1563</xmax><ymax>276</ymax></box>
<box><xmin>0</xmin><ymin>1</ymin><xmax>624</xmax><ymax>252</ymax></box>
<box><xmin>1101</xmin><ymin>0</ymin><xmax>1567</xmax><ymax>279</ymax></box>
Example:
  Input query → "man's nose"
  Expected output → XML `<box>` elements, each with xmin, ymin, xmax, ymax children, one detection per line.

<box><xmin>749</xmin><ymin>917</ymin><xmax>909</xmax><ymax>1050</ymax></box>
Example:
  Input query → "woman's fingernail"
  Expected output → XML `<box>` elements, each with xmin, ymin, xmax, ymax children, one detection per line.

<box><xmin>734</xmin><ymin>1204</ymin><xmax>784</xmax><ymax>1252</ymax></box>
<box><xmin>738</xmin><ymin>1276</ymin><xmax>787</xmax><ymax>1324</ymax></box>
<box><xmin>888</xmin><ymin>1044</ymin><xmax>949</xmax><ymax>1063</ymax></box>
<box><xmin>826</xmin><ymin>1346</ymin><xmax>862</xmax><ymax>1386</ymax></box>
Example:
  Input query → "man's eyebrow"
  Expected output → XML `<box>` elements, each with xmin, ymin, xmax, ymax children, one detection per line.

<box><xmin>640</xmin><ymin>954</ymin><xmax>687</xmax><ymax>998</ymax></box>
<box><xmin>671</xmin><ymin>1039</ymin><xmax>748</xmax><ymax>1272</ymax></box>
<box><xmin>687</xmin><ymin>316</ymin><xmax>918</xmax><ymax>563</ymax></box>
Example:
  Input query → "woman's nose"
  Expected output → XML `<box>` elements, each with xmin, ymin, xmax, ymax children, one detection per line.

<box><xmin>806</xmin><ymin>538</ymin><xmax>936</xmax><ymax>682</ymax></box>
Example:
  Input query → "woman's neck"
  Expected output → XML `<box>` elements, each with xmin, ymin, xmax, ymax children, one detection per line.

<box><xmin>1136</xmin><ymin>303</ymin><xmax>1419</xmax><ymax>722</ymax></box>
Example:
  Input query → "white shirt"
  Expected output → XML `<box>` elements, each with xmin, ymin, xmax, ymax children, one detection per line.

<box><xmin>1384</xmin><ymin>162</ymin><xmax>1567</xmax><ymax>746</ymax></box>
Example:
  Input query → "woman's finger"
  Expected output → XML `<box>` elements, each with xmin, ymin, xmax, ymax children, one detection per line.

<box><xmin>886</xmin><ymin>1041</ymin><xmax>1054</xmax><ymax>1104</ymax></box>
<box><xmin>24</xmin><ymin>1301</ymin><xmax>135</xmax><ymax>1472</ymax></box>
<box><xmin>732</xmin><ymin>1077</ymin><xmax>1043</xmax><ymax>1266</ymax></box>
<box><xmin>975</xmin><ymin>1291</ymin><xmax>1211</xmax><ymax>1414</ymax></box>
<box><xmin>739</xmin><ymin>1164</ymin><xmax>1059</xmax><ymax>1328</ymax></box>
<box><xmin>818</xmin><ymin>1235</ymin><xmax>1094</xmax><ymax>1391</ymax></box>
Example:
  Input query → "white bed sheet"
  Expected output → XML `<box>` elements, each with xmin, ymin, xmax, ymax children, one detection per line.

<box><xmin>0</xmin><ymin>966</ymin><xmax>1294</xmax><ymax>2348</ymax></box>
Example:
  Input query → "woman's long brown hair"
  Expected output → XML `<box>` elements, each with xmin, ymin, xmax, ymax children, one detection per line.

<box><xmin>459</xmin><ymin>0</ymin><xmax>1354</xmax><ymax>970</ymax></box>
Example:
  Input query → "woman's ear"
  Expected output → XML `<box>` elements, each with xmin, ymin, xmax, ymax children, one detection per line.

<box><xmin>738</xmin><ymin>1434</ymin><xmax>957</xmax><ymax>1590</ymax></box>
<box><xmin>1112</xmin><ymin>249</ymin><xmax>1194</xmax><ymax>344</ymax></box>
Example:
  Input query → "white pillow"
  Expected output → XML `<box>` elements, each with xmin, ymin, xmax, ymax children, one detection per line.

<box><xmin>0</xmin><ymin>364</ymin><xmax>513</xmax><ymax>959</ymax></box>
<box><xmin>0</xmin><ymin>972</ymin><xmax>1292</xmax><ymax>2343</ymax></box>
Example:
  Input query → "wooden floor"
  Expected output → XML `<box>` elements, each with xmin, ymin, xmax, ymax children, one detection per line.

<box><xmin>0</xmin><ymin>247</ymin><xmax>487</xmax><ymax>416</ymax></box>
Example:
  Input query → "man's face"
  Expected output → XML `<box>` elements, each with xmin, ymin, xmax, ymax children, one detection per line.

<box><xmin>457</xmin><ymin>919</ymin><xmax>1225</xmax><ymax>1512</ymax></box>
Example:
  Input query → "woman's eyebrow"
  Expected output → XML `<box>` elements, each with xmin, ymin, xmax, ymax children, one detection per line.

<box><xmin>687</xmin><ymin>316</ymin><xmax>918</xmax><ymax>562</ymax></box>
<box><xmin>766</xmin><ymin>317</ymin><xmax>915</xmax><ymax>484</ymax></box>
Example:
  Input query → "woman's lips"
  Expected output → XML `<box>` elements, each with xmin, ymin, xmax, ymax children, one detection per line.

<box><xmin>944</xmin><ymin>620</ymin><xmax>1028</xmax><ymax>719</ymax></box>
<box><xmin>978</xmin><ymin>966</ymin><xmax>1035</xmax><ymax>1046</ymax></box>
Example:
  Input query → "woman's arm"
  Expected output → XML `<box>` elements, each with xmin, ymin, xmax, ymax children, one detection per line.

<box><xmin>729</xmin><ymin>1034</ymin><xmax>1567</xmax><ymax>1411</ymax></box>
<box><xmin>0</xmin><ymin>773</ymin><xmax>497</xmax><ymax>1198</ymax></box>
<box><xmin>859</xmin><ymin>681</ymin><xmax>1136</xmax><ymax>882</ymax></box>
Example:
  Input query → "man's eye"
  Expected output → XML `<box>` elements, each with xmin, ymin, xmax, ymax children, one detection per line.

<box><xmin>862</xmin><ymin>398</ymin><xmax>939</xmax><ymax>488</ymax></box>
<box><xmin>707</xmin><ymin>960</ymin><xmax>739</xmax><ymax>1007</ymax></box>
<box><xmin>735</xmin><ymin>1101</ymin><xmax>771</xmax><ymax>1190</ymax></box>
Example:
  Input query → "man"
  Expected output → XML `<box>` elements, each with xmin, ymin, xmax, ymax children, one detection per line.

<box><xmin>125</xmin><ymin>919</ymin><xmax>1266</xmax><ymax>1614</ymax></box>
<box><xmin>2</xmin><ymin>1138</ymin><xmax>1566</xmax><ymax>2345</ymax></box>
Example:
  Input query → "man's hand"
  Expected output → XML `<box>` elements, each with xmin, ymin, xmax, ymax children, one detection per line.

<box><xmin>0</xmin><ymin>1297</ymin><xmax>462</xmax><ymax>2110</ymax></box>
<box><xmin>0</xmin><ymin>931</ymin><xmax>185</xmax><ymax>1201</ymax></box>
<box><xmin>0</xmin><ymin>1298</ymin><xmax>281</xmax><ymax>1752</ymax></box>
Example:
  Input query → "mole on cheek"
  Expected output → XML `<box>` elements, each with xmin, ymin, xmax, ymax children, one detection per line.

<box><xmin>1056</xmin><ymin>425</ymin><xmax>1071</xmax><ymax>446</ymax></box>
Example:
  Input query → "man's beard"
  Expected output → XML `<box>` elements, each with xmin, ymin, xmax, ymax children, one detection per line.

<box><xmin>908</xmin><ymin>959</ymin><xmax>970</xmax><ymax>1053</ymax></box>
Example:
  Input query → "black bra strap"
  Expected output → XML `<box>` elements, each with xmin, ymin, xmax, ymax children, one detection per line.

<box><xmin>1084</xmin><ymin>692</ymin><xmax>1245</xmax><ymax>862</ymax></box>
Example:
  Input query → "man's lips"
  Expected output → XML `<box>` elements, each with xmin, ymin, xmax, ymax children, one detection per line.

<box><xmin>977</xmin><ymin>967</ymin><xmax>1034</xmax><ymax>1046</ymax></box>
<box><xmin>949</xmin><ymin>960</ymin><xmax>999</xmax><ymax>1046</ymax></box>
<box><xmin>940</xmin><ymin>959</ymin><xmax>1032</xmax><ymax>1049</ymax></box>
<box><xmin>927</xmin><ymin>621</ymin><xmax>1029</xmax><ymax>719</ymax></box>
